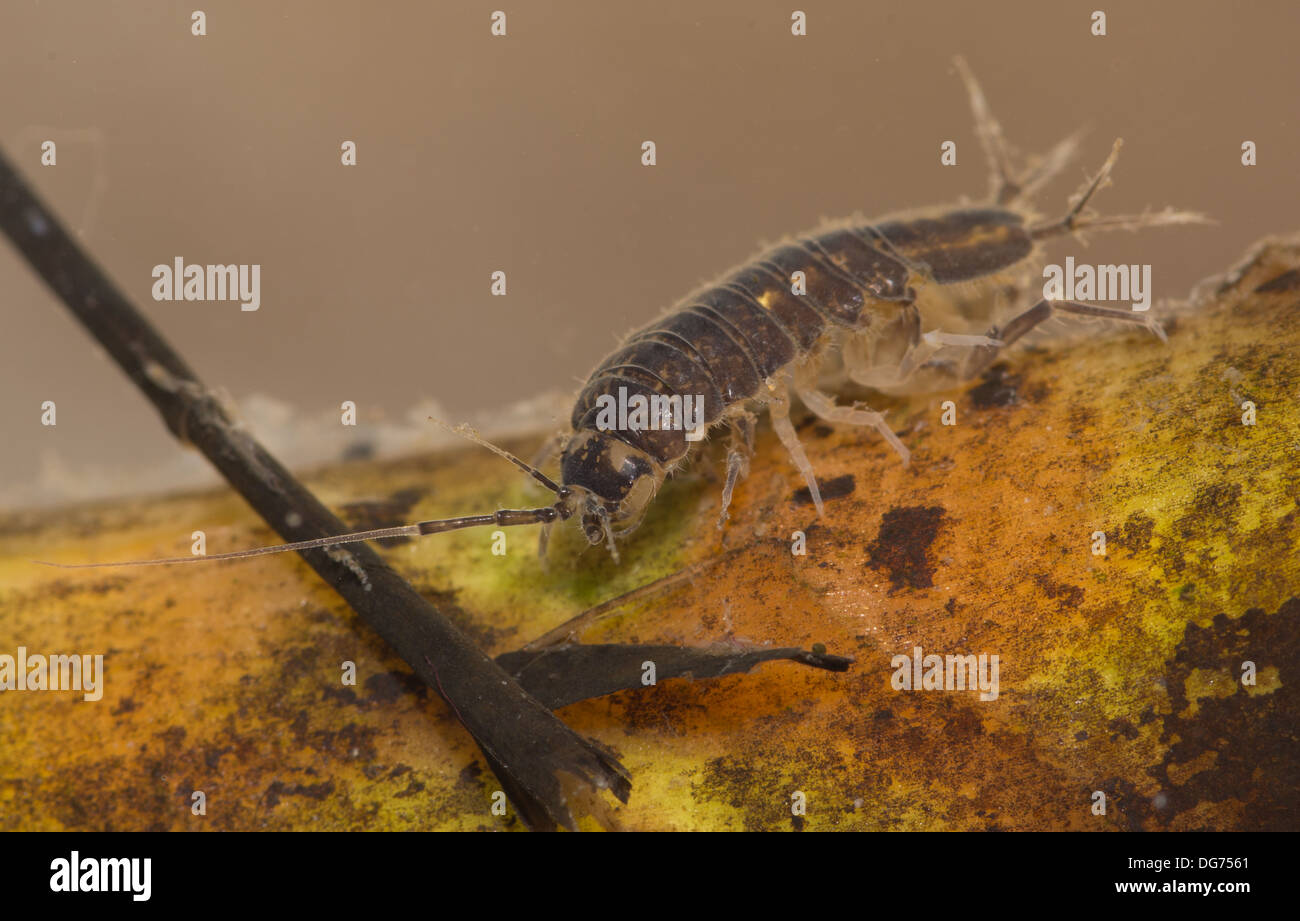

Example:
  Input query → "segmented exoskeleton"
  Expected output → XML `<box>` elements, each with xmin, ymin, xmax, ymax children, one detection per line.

<box><xmin>539</xmin><ymin>58</ymin><xmax>1204</xmax><ymax>557</ymax></box>
<box><xmin>52</xmin><ymin>58</ymin><xmax>1206</xmax><ymax>570</ymax></box>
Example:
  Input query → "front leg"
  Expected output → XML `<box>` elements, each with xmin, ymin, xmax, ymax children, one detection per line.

<box><xmin>718</xmin><ymin>410</ymin><xmax>757</xmax><ymax>528</ymax></box>
<box><xmin>767</xmin><ymin>378</ymin><xmax>827</xmax><ymax>517</ymax></box>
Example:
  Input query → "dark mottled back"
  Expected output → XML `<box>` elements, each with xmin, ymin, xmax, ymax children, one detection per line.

<box><xmin>872</xmin><ymin>208</ymin><xmax>1031</xmax><ymax>283</ymax></box>
<box><xmin>572</xmin><ymin>209</ymin><xmax>1030</xmax><ymax>467</ymax></box>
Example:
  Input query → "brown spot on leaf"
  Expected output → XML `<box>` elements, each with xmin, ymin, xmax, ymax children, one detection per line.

<box><xmin>393</xmin><ymin>779</ymin><xmax>426</xmax><ymax>798</ymax></box>
<box><xmin>866</xmin><ymin>506</ymin><xmax>946</xmax><ymax>591</ymax></box>
<box><xmin>1034</xmin><ymin>574</ymin><xmax>1085</xmax><ymax>609</ymax></box>
<box><xmin>969</xmin><ymin>365</ymin><xmax>1020</xmax><ymax>409</ymax></box>
<box><xmin>1151</xmin><ymin>599</ymin><xmax>1300</xmax><ymax>829</ymax></box>
<box><xmin>1175</xmin><ymin>482</ymin><xmax>1243</xmax><ymax>541</ymax></box>
<box><xmin>264</xmin><ymin>780</ymin><xmax>336</xmax><ymax>807</ymax></box>
<box><xmin>1107</xmin><ymin>717</ymin><xmax>1140</xmax><ymax>741</ymax></box>
<box><xmin>1116</xmin><ymin>512</ymin><xmax>1156</xmax><ymax>553</ymax></box>
<box><xmin>792</xmin><ymin>473</ymin><xmax>855</xmax><ymax>506</ymax></box>
<box><xmin>365</xmin><ymin>670</ymin><xmax>422</xmax><ymax>704</ymax></box>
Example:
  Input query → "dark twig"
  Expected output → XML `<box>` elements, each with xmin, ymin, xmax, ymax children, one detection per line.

<box><xmin>500</xmin><ymin>643</ymin><xmax>854</xmax><ymax>710</ymax></box>
<box><xmin>0</xmin><ymin>148</ymin><xmax>629</xmax><ymax>831</ymax></box>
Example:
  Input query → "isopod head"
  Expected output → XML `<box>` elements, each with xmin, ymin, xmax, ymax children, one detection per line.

<box><xmin>560</xmin><ymin>430</ymin><xmax>664</xmax><ymax>544</ymax></box>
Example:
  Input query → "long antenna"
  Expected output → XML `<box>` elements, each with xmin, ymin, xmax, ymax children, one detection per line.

<box><xmin>35</xmin><ymin>506</ymin><xmax>562</xmax><ymax>569</ymax></box>
<box><xmin>429</xmin><ymin>417</ymin><xmax>564</xmax><ymax>496</ymax></box>
<box><xmin>39</xmin><ymin>422</ymin><xmax>575</xmax><ymax>569</ymax></box>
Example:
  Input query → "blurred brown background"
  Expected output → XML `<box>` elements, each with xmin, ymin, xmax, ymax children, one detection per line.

<box><xmin>2</xmin><ymin>0</ymin><xmax>1297</xmax><ymax>508</ymax></box>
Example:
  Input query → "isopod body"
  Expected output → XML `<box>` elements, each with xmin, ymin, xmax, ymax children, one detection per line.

<box><xmin>547</xmin><ymin>60</ymin><xmax>1207</xmax><ymax>552</ymax></box>
<box><xmin>561</xmin><ymin>205</ymin><xmax>1049</xmax><ymax>543</ymax></box>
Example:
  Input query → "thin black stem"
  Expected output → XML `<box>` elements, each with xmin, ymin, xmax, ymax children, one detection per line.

<box><xmin>0</xmin><ymin>148</ymin><xmax>628</xmax><ymax>831</ymax></box>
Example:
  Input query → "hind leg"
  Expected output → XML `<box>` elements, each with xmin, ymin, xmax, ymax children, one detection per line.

<box><xmin>891</xmin><ymin>297</ymin><xmax>1166</xmax><ymax>386</ymax></box>
<box><xmin>960</xmin><ymin>297</ymin><xmax>1165</xmax><ymax>378</ymax></box>
<box><xmin>853</xmin><ymin>294</ymin><xmax>1165</xmax><ymax>393</ymax></box>
<box><xmin>886</xmin><ymin>329</ymin><xmax>1005</xmax><ymax>384</ymax></box>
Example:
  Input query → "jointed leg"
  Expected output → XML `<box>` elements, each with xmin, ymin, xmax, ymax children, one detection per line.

<box><xmin>960</xmin><ymin>297</ymin><xmax>1165</xmax><ymax>379</ymax></box>
<box><xmin>795</xmin><ymin>382</ymin><xmax>912</xmax><ymax>467</ymax></box>
<box><xmin>884</xmin><ymin>328</ymin><xmax>1004</xmax><ymax>387</ymax></box>
<box><xmin>718</xmin><ymin>410</ymin><xmax>756</xmax><ymax>528</ymax></box>
<box><xmin>768</xmin><ymin>379</ymin><xmax>825</xmax><ymax>517</ymax></box>
<box><xmin>537</xmin><ymin>518</ymin><xmax>554</xmax><ymax>561</ymax></box>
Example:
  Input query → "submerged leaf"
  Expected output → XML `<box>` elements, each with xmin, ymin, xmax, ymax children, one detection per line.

<box><xmin>2</xmin><ymin>236</ymin><xmax>1297</xmax><ymax>830</ymax></box>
